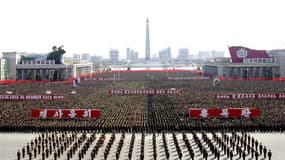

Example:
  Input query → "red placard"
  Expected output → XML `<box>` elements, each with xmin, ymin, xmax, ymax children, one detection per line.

<box><xmin>189</xmin><ymin>108</ymin><xmax>260</xmax><ymax>118</ymax></box>
<box><xmin>31</xmin><ymin>109</ymin><xmax>101</xmax><ymax>119</ymax></box>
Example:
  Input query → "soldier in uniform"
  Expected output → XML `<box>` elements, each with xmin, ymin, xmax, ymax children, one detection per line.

<box><xmin>242</xmin><ymin>151</ymin><xmax>246</xmax><ymax>160</ymax></box>
<box><xmin>42</xmin><ymin>151</ymin><xmax>45</xmax><ymax>160</ymax></box>
<box><xmin>255</xmin><ymin>151</ymin><xmax>259</xmax><ymax>160</ymax></box>
<box><xmin>54</xmin><ymin>152</ymin><xmax>57</xmax><ymax>160</ymax></box>
<box><xmin>22</xmin><ymin>147</ymin><xmax>25</xmax><ymax>158</ymax></box>
<box><xmin>230</xmin><ymin>151</ymin><xmax>233</xmax><ymax>160</ymax></box>
<box><xmin>259</xmin><ymin>143</ymin><xmax>263</xmax><ymax>155</ymax></box>
<box><xmin>17</xmin><ymin>150</ymin><xmax>21</xmax><ymax>160</ymax></box>
<box><xmin>263</xmin><ymin>146</ymin><xmax>267</xmax><ymax>159</ymax></box>
<box><xmin>268</xmin><ymin>150</ymin><xmax>272</xmax><ymax>160</ymax></box>
<box><xmin>67</xmin><ymin>151</ymin><xmax>70</xmax><ymax>160</ymax></box>
<box><xmin>34</xmin><ymin>148</ymin><xmax>37</xmax><ymax>158</ymax></box>
<box><xmin>28</xmin><ymin>152</ymin><xmax>32</xmax><ymax>160</ymax></box>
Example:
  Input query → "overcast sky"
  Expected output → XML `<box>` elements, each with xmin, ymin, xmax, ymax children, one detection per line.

<box><xmin>0</xmin><ymin>0</ymin><xmax>285</xmax><ymax>58</ymax></box>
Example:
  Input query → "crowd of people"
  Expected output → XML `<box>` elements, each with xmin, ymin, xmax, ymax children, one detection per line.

<box><xmin>0</xmin><ymin>70</ymin><xmax>285</xmax><ymax>132</ymax></box>
<box><xmin>0</xmin><ymin>70</ymin><xmax>283</xmax><ymax>159</ymax></box>
<box><xmin>15</xmin><ymin>131</ymin><xmax>273</xmax><ymax>160</ymax></box>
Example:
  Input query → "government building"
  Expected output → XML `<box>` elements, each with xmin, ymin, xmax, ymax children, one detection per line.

<box><xmin>203</xmin><ymin>46</ymin><xmax>285</xmax><ymax>78</ymax></box>
<box><xmin>1</xmin><ymin>52</ymin><xmax>92</xmax><ymax>80</ymax></box>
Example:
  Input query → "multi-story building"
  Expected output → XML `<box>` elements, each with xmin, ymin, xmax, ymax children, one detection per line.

<box><xmin>126</xmin><ymin>48</ymin><xmax>131</xmax><ymax>60</ymax></box>
<box><xmin>81</xmin><ymin>53</ymin><xmax>91</xmax><ymax>62</ymax></box>
<box><xmin>2</xmin><ymin>52</ymin><xmax>23</xmax><ymax>79</ymax></box>
<box><xmin>109</xmin><ymin>49</ymin><xmax>119</xmax><ymax>63</ymax></box>
<box><xmin>159</xmin><ymin>47</ymin><xmax>171</xmax><ymax>63</ymax></box>
<box><xmin>0</xmin><ymin>58</ymin><xmax>8</xmax><ymax>80</ymax></box>
<box><xmin>2</xmin><ymin>52</ymin><xmax>92</xmax><ymax>80</ymax></box>
<box><xmin>203</xmin><ymin>46</ymin><xmax>285</xmax><ymax>78</ymax></box>
<box><xmin>126</xmin><ymin>48</ymin><xmax>139</xmax><ymax>63</ymax></box>
<box><xmin>131</xmin><ymin>52</ymin><xmax>138</xmax><ymax>63</ymax></box>
<box><xmin>90</xmin><ymin>55</ymin><xmax>102</xmax><ymax>63</ymax></box>
<box><xmin>198</xmin><ymin>51</ymin><xmax>210</xmax><ymax>61</ymax></box>
<box><xmin>211</xmin><ymin>51</ymin><xmax>224</xmax><ymax>58</ymax></box>
<box><xmin>73</xmin><ymin>53</ymin><xmax>81</xmax><ymax>60</ymax></box>
<box><xmin>177</xmin><ymin>48</ymin><xmax>189</xmax><ymax>61</ymax></box>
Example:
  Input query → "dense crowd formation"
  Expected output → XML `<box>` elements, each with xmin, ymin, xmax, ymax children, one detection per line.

<box><xmin>0</xmin><ymin>70</ymin><xmax>285</xmax><ymax>132</ymax></box>
<box><xmin>15</xmin><ymin>131</ymin><xmax>273</xmax><ymax>160</ymax></box>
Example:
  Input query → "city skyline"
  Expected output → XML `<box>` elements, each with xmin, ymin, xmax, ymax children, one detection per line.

<box><xmin>0</xmin><ymin>0</ymin><xmax>285</xmax><ymax>58</ymax></box>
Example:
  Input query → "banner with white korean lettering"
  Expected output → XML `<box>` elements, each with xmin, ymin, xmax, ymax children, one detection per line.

<box><xmin>214</xmin><ymin>93</ymin><xmax>285</xmax><ymax>100</ymax></box>
<box><xmin>229</xmin><ymin>46</ymin><xmax>269</xmax><ymax>63</ymax></box>
<box><xmin>109</xmin><ymin>89</ymin><xmax>182</xmax><ymax>95</ymax></box>
<box><xmin>0</xmin><ymin>95</ymin><xmax>66</xmax><ymax>100</ymax></box>
<box><xmin>189</xmin><ymin>108</ymin><xmax>261</xmax><ymax>118</ymax></box>
<box><xmin>31</xmin><ymin>109</ymin><xmax>101</xmax><ymax>119</ymax></box>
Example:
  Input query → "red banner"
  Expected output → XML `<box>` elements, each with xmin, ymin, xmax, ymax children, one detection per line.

<box><xmin>0</xmin><ymin>94</ymin><xmax>66</xmax><ymax>100</ymax></box>
<box><xmin>229</xmin><ymin>46</ymin><xmax>269</xmax><ymax>63</ymax></box>
<box><xmin>214</xmin><ymin>93</ymin><xmax>285</xmax><ymax>100</ymax></box>
<box><xmin>109</xmin><ymin>89</ymin><xmax>182</xmax><ymax>95</ymax></box>
<box><xmin>31</xmin><ymin>109</ymin><xmax>101</xmax><ymax>119</ymax></box>
<box><xmin>189</xmin><ymin>108</ymin><xmax>261</xmax><ymax>118</ymax></box>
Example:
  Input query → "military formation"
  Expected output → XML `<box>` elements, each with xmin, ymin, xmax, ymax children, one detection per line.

<box><xmin>1</xmin><ymin>71</ymin><xmax>285</xmax><ymax>132</ymax></box>
<box><xmin>0</xmin><ymin>70</ymin><xmax>283</xmax><ymax>159</ymax></box>
<box><xmin>16</xmin><ymin>131</ymin><xmax>273</xmax><ymax>160</ymax></box>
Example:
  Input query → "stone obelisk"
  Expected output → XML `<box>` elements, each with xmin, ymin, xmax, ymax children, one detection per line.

<box><xmin>145</xmin><ymin>18</ymin><xmax>150</xmax><ymax>61</ymax></box>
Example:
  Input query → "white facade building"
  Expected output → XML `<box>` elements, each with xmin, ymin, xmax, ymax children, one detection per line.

<box><xmin>0</xmin><ymin>58</ymin><xmax>8</xmax><ymax>80</ymax></box>
<box><xmin>2</xmin><ymin>52</ymin><xmax>92</xmax><ymax>80</ymax></box>
<box><xmin>203</xmin><ymin>48</ymin><xmax>285</xmax><ymax>78</ymax></box>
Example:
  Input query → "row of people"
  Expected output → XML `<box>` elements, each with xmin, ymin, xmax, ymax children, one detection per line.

<box><xmin>1</xmin><ymin>72</ymin><xmax>285</xmax><ymax>132</ymax></box>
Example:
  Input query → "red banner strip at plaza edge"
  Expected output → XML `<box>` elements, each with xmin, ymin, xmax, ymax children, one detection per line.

<box><xmin>189</xmin><ymin>108</ymin><xmax>261</xmax><ymax>118</ymax></box>
<box><xmin>31</xmin><ymin>109</ymin><xmax>101</xmax><ymax>119</ymax></box>
<box><xmin>214</xmin><ymin>93</ymin><xmax>285</xmax><ymax>100</ymax></box>
<box><xmin>109</xmin><ymin>89</ymin><xmax>182</xmax><ymax>95</ymax></box>
<box><xmin>0</xmin><ymin>94</ymin><xmax>66</xmax><ymax>100</ymax></box>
